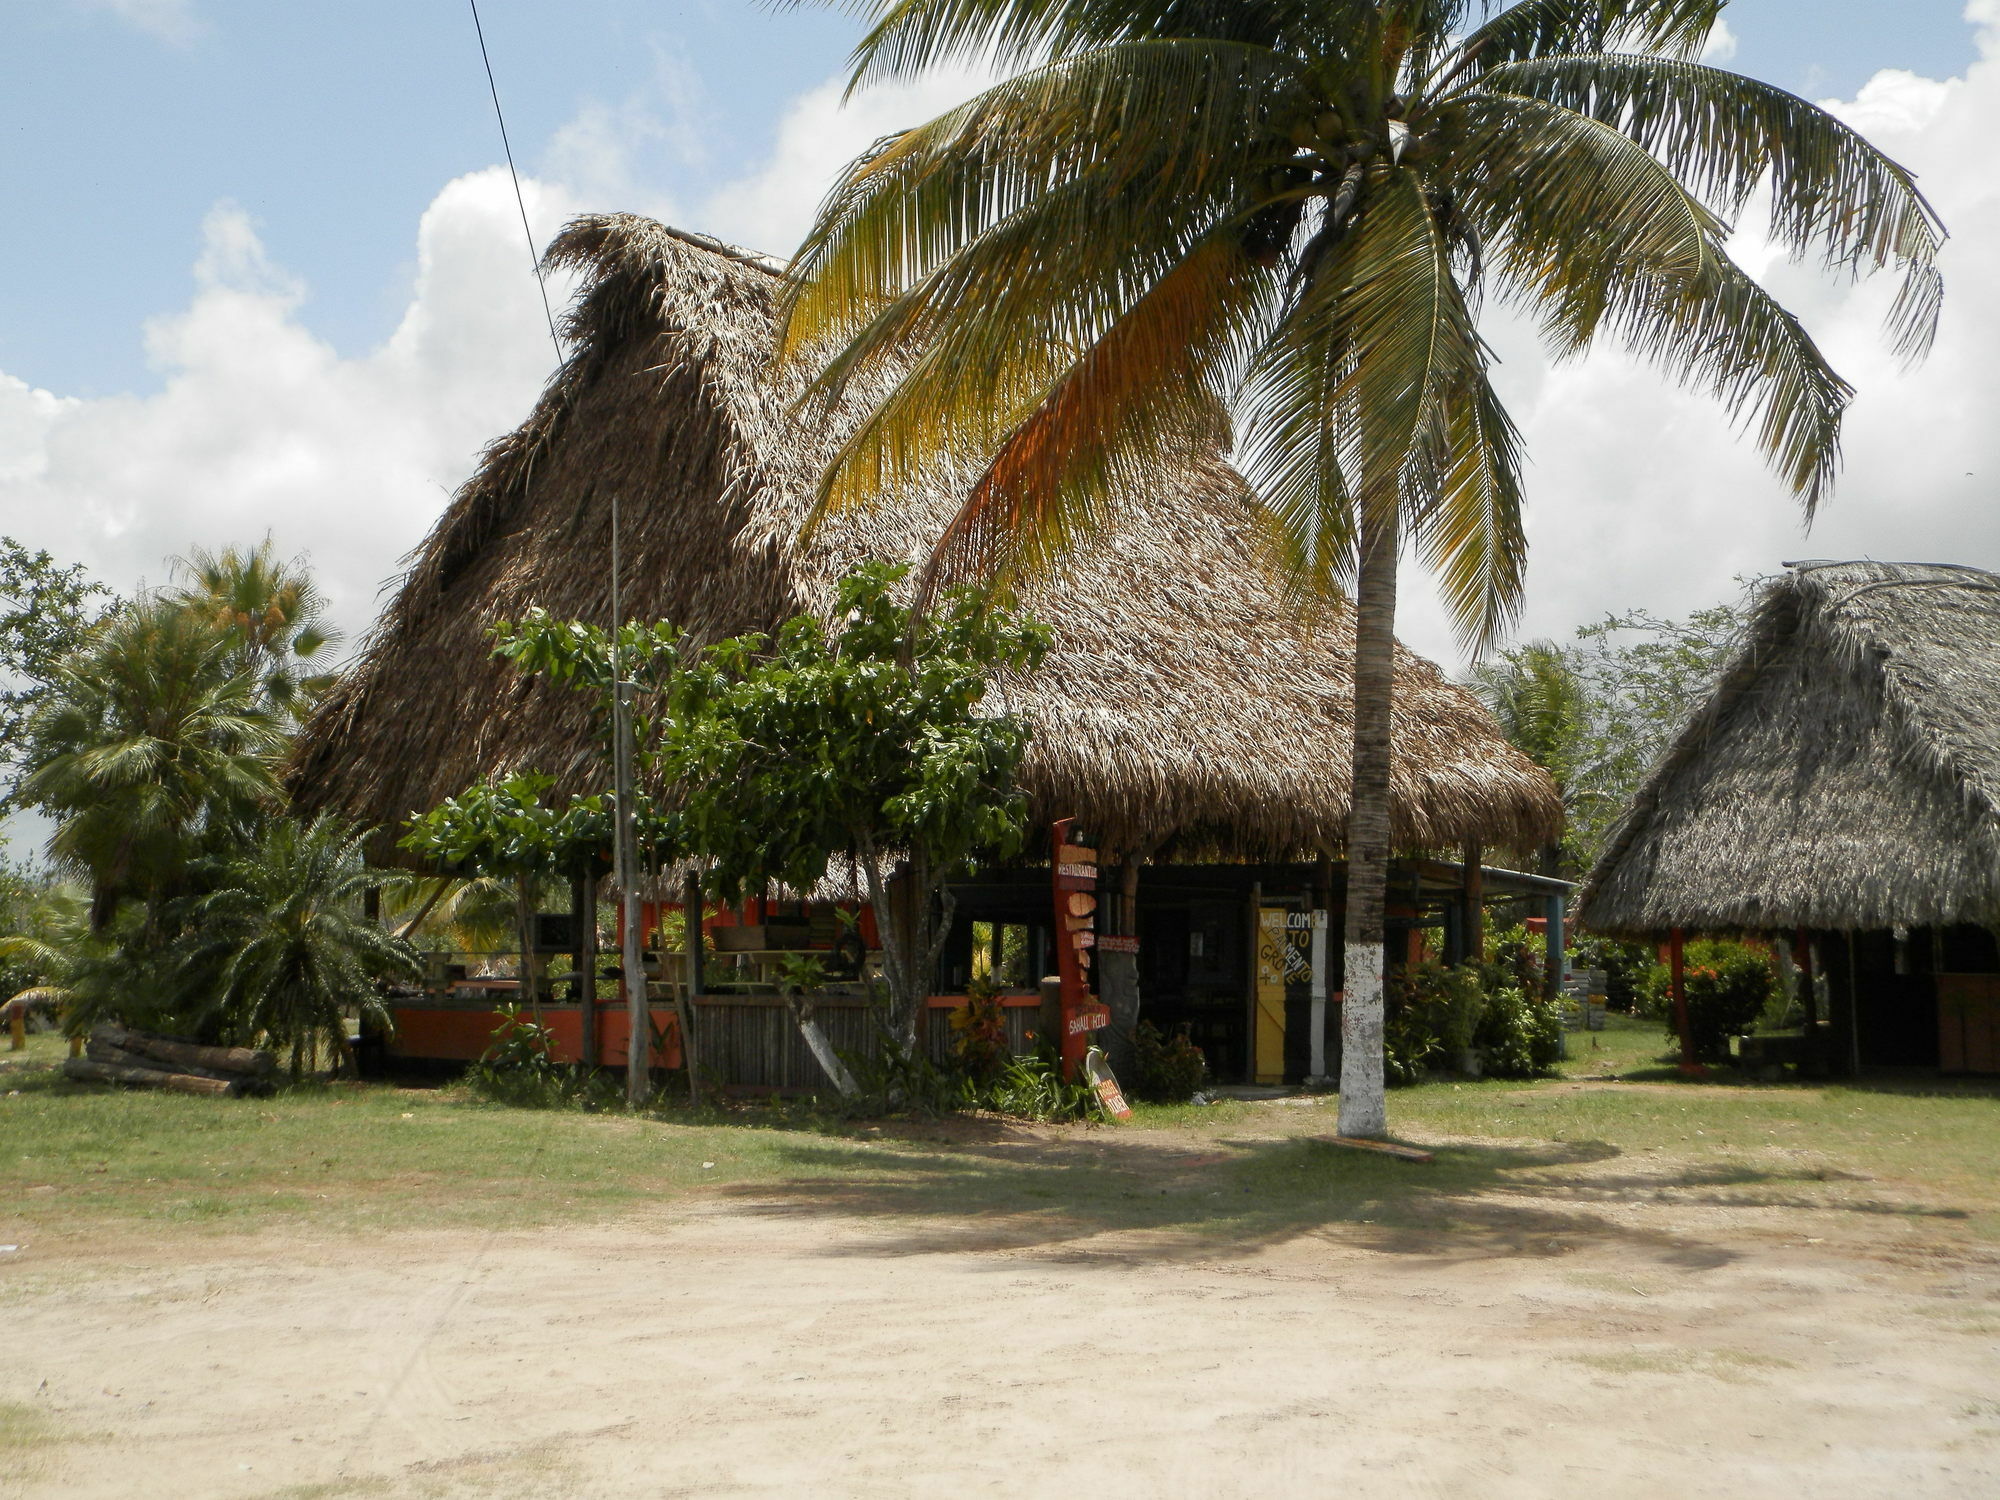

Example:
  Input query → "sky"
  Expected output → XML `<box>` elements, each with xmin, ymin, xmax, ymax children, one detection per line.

<box><xmin>0</xmin><ymin>0</ymin><xmax>1994</xmax><ymax>839</ymax></box>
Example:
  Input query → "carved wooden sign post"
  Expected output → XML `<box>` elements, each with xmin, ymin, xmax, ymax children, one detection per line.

<box><xmin>1050</xmin><ymin>817</ymin><xmax>1110</xmax><ymax>1078</ymax></box>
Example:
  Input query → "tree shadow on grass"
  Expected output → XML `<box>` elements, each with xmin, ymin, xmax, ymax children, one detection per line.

<box><xmin>707</xmin><ymin>1129</ymin><xmax>1878</xmax><ymax>1272</ymax></box>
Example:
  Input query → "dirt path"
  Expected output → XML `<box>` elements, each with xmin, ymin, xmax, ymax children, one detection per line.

<box><xmin>5</xmin><ymin>1184</ymin><xmax>1997</xmax><ymax>1500</ymax></box>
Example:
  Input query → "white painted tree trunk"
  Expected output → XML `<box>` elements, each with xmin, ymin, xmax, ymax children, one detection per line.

<box><xmin>1337</xmin><ymin>941</ymin><xmax>1385</xmax><ymax>1130</ymax></box>
<box><xmin>1337</xmin><ymin>507</ymin><xmax>1399</xmax><ymax>1140</ymax></box>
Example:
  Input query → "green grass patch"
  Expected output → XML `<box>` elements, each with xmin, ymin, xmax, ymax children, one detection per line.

<box><xmin>4</xmin><ymin>1023</ymin><xmax>1997</xmax><ymax>1255</ymax></box>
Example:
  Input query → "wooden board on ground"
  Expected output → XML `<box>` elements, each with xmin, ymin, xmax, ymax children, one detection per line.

<box><xmin>1321</xmin><ymin>1136</ymin><xmax>1435</xmax><ymax>1163</ymax></box>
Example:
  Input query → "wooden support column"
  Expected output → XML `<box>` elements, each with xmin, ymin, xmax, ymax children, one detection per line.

<box><xmin>1792</xmin><ymin>928</ymin><xmax>1817</xmax><ymax>1029</ymax></box>
<box><xmin>1244</xmin><ymin>880</ymin><xmax>1263</xmax><ymax>1085</ymax></box>
<box><xmin>1097</xmin><ymin>856</ymin><xmax>1141</xmax><ymax>1080</ymax></box>
<box><xmin>1462</xmin><ymin>842</ymin><xmax>1484</xmax><ymax>966</ymax></box>
<box><xmin>680</xmin><ymin>868</ymin><xmax>704</xmax><ymax>1106</ymax></box>
<box><xmin>1669</xmin><ymin>926</ymin><xmax>1704</xmax><ymax>1077</ymax></box>
<box><xmin>574</xmin><ymin>871</ymin><xmax>598</xmax><ymax>1068</ymax></box>
<box><xmin>1543</xmin><ymin>893</ymin><xmax>1564</xmax><ymax>1001</ymax></box>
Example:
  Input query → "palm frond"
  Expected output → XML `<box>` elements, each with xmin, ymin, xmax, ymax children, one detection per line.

<box><xmin>916</xmin><ymin>231</ymin><xmax>1278</xmax><ymax>594</ymax></box>
<box><xmin>1481</xmin><ymin>53</ymin><xmax>1945</xmax><ymax>356</ymax></box>
<box><xmin>1448</xmin><ymin>0</ymin><xmax>1722</xmax><ymax>76</ymax></box>
<box><xmin>1434</xmin><ymin>89</ymin><xmax>1721</xmax><ymax>356</ymax></box>
<box><xmin>780</xmin><ymin>38</ymin><xmax>1304</xmax><ymax>360</ymax></box>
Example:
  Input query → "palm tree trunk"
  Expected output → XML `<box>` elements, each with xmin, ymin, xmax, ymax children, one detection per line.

<box><xmin>1337</xmin><ymin>507</ymin><xmax>1399</xmax><ymax>1139</ymax></box>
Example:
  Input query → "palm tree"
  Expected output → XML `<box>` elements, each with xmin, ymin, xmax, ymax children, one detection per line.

<box><xmin>21</xmin><ymin>597</ymin><xmax>284</xmax><ymax>931</ymax></box>
<box><xmin>172</xmin><ymin>538</ymin><xmax>342</xmax><ymax>720</ymax></box>
<box><xmin>777</xmin><ymin>0</ymin><xmax>1942</xmax><ymax>1135</ymax></box>
<box><xmin>1466</xmin><ymin>639</ymin><xmax>1589</xmax><ymax>873</ymax></box>
<box><xmin>175</xmin><ymin>816</ymin><xmax>416</xmax><ymax>1078</ymax></box>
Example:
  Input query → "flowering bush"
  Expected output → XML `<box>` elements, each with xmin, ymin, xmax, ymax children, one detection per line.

<box><xmin>1638</xmin><ymin>939</ymin><xmax>1775</xmax><ymax>1064</ymax></box>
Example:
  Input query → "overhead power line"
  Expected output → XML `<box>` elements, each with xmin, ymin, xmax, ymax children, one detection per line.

<box><xmin>467</xmin><ymin>0</ymin><xmax>563</xmax><ymax>364</ymax></box>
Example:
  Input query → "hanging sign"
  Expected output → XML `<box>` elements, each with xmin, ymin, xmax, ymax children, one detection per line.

<box><xmin>1067</xmin><ymin>1004</ymin><xmax>1111</xmax><ymax>1036</ymax></box>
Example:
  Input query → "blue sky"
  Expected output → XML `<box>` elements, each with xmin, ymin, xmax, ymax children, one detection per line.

<box><xmin>0</xmin><ymin>1</ymin><xmax>1981</xmax><ymax>399</ymax></box>
<box><xmin>0</xmin><ymin>0</ymin><xmax>1994</xmax><ymax>728</ymax></box>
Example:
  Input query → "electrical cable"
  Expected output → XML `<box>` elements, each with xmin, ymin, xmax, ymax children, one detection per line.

<box><xmin>467</xmin><ymin>0</ymin><xmax>564</xmax><ymax>364</ymax></box>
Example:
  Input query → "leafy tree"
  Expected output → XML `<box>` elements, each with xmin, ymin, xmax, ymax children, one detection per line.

<box><xmin>779</xmin><ymin>0</ymin><xmax>1939</xmax><ymax>1134</ymax></box>
<box><xmin>0</xmin><ymin>538</ymin><xmax>116</xmax><ymax>809</ymax></box>
<box><xmin>1571</xmin><ymin>593</ymin><xmax>1750</xmax><ymax>808</ymax></box>
<box><xmin>20</xmin><ymin>596</ymin><xmax>284</xmax><ymax>931</ymax></box>
<box><xmin>656</xmin><ymin>564</ymin><xmax>1046</xmax><ymax>1045</ymax></box>
<box><xmin>1471</xmin><ymin>589</ymin><xmax>1750</xmax><ymax>872</ymax></box>
<box><xmin>399</xmin><ymin>772</ymin><xmax>613</xmax><ymax>1017</ymax></box>
<box><xmin>171</xmin><ymin>538</ymin><xmax>342</xmax><ymax>720</ymax></box>
<box><xmin>497</xmin><ymin>562</ymin><xmax>1047</xmax><ymax>1047</ymax></box>
<box><xmin>175</xmin><ymin>816</ymin><xmax>416</xmax><ymax>1077</ymax></box>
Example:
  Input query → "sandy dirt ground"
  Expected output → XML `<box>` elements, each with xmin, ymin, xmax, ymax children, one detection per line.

<box><xmin>5</xmin><ymin>1157</ymin><xmax>1998</xmax><ymax>1500</ymax></box>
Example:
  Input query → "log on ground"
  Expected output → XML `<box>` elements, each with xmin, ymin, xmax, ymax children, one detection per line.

<box><xmin>63</xmin><ymin>1056</ymin><xmax>241</xmax><ymax>1097</ymax></box>
<box><xmin>91</xmin><ymin>1024</ymin><xmax>275</xmax><ymax>1079</ymax></box>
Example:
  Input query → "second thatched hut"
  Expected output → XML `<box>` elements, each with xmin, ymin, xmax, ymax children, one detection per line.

<box><xmin>1579</xmin><ymin>560</ymin><xmax>2000</xmax><ymax>1074</ymax></box>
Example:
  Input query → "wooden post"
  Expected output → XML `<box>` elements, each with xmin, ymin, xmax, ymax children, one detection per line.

<box><xmin>8</xmin><ymin>1005</ymin><xmax>24</xmax><ymax>1051</ymax></box>
<box><xmin>1792</xmin><ymin>927</ymin><xmax>1817</xmax><ymax>1029</ymax></box>
<box><xmin>1462</xmin><ymin>842</ymin><xmax>1484</xmax><ymax>966</ymax></box>
<box><xmin>1543</xmin><ymin>893</ymin><xmax>1564</xmax><ymax>1001</ymax></box>
<box><xmin>679</xmin><ymin>868</ymin><xmax>703</xmax><ymax>1107</ymax></box>
<box><xmin>574</xmin><ymin>871</ymin><xmax>598</xmax><ymax>1068</ymax></box>
<box><xmin>1669</xmin><ymin>926</ymin><xmax>1703</xmax><ymax>1076</ymax></box>
<box><xmin>1244</xmin><ymin>879</ymin><xmax>1262</xmax><ymax>1085</ymax></box>
<box><xmin>1097</xmin><ymin>857</ymin><xmax>1141</xmax><ymax>1079</ymax></box>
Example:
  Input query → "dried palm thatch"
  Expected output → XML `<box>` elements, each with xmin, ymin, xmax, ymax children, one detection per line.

<box><xmin>1580</xmin><ymin>561</ymin><xmax>2000</xmax><ymax>937</ymax></box>
<box><xmin>290</xmin><ymin>215</ymin><xmax>1558</xmax><ymax>866</ymax></box>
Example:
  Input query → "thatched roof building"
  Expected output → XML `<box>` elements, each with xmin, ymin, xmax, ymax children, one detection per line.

<box><xmin>1579</xmin><ymin>560</ymin><xmax>2000</xmax><ymax>938</ymax></box>
<box><xmin>291</xmin><ymin>214</ymin><xmax>1558</xmax><ymax>865</ymax></box>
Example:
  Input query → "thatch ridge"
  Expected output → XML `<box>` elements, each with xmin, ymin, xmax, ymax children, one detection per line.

<box><xmin>292</xmin><ymin>214</ymin><xmax>1560</xmax><ymax>867</ymax></box>
<box><xmin>1578</xmin><ymin>560</ymin><xmax>2000</xmax><ymax>937</ymax></box>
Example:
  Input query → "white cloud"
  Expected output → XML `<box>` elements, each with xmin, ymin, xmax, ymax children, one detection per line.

<box><xmin>702</xmin><ymin>65</ymin><xmax>1001</xmax><ymax>256</ymax></box>
<box><xmin>0</xmin><ymin>173</ymin><xmax>578</xmax><ymax>646</ymax></box>
<box><xmin>76</xmin><ymin>0</ymin><xmax>201</xmax><ymax>45</ymax></box>
<box><xmin>1394</xmin><ymin>13</ymin><xmax>2000</xmax><ymax>670</ymax></box>
<box><xmin>1700</xmin><ymin>19</ymin><xmax>1739</xmax><ymax>63</ymax></box>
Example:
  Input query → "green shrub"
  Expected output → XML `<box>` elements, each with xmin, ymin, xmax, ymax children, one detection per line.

<box><xmin>1128</xmin><ymin>1020</ymin><xmax>1207</xmax><ymax>1102</ymax></box>
<box><xmin>468</xmin><ymin>1004</ymin><xmax>571</xmax><ymax>1107</ymax></box>
<box><xmin>1384</xmin><ymin>960</ymin><xmax>1486</xmax><ymax>1086</ymax></box>
<box><xmin>1475</xmin><ymin>985</ymin><xmax>1564</xmax><ymax>1077</ymax></box>
<box><xmin>1484</xmin><ymin>923</ymin><xmax>1545</xmax><ymax>999</ymax></box>
<box><xmin>986</xmin><ymin>1042</ymin><xmax>1102</xmax><ymax>1122</ymax></box>
<box><xmin>1638</xmin><ymin>939</ymin><xmax>1775</xmax><ymax>1064</ymax></box>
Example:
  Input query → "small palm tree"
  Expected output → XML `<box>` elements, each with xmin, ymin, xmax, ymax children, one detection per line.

<box><xmin>21</xmin><ymin>597</ymin><xmax>284</xmax><ymax>931</ymax></box>
<box><xmin>176</xmin><ymin>816</ymin><xmax>416</xmax><ymax>1079</ymax></box>
<box><xmin>1467</xmin><ymin>639</ymin><xmax>1591</xmax><ymax>872</ymax></box>
<box><xmin>779</xmin><ymin>0</ymin><xmax>1942</xmax><ymax>1135</ymax></box>
<box><xmin>172</xmin><ymin>538</ymin><xmax>342</xmax><ymax>721</ymax></box>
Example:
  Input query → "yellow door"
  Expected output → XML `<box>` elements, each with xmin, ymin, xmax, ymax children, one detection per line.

<box><xmin>1255</xmin><ymin>908</ymin><xmax>1288</xmax><ymax>1084</ymax></box>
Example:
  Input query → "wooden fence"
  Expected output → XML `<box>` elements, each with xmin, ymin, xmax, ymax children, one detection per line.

<box><xmin>690</xmin><ymin>993</ymin><xmax>1042</xmax><ymax>1091</ymax></box>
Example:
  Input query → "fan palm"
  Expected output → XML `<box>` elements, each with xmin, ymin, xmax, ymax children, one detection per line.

<box><xmin>777</xmin><ymin>0</ymin><xmax>1942</xmax><ymax>1134</ymax></box>
<box><xmin>172</xmin><ymin>538</ymin><xmax>342</xmax><ymax>721</ymax></box>
<box><xmin>20</xmin><ymin>597</ymin><xmax>284</xmax><ymax>931</ymax></box>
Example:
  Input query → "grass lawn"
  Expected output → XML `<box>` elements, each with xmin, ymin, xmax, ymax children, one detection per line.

<box><xmin>5</xmin><ymin>1019</ymin><xmax>1997</xmax><ymax>1254</ymax></box>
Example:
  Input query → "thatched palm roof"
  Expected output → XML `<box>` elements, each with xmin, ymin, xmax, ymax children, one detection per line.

<box><xmin>1579</xmin><ymin>561</ymin><xmax>2000</xmax><ymax>937</ymax></box>
<box><xmin>291</xmin><ymin>214</ymin><xmax>1558</xmax><ymax>865</ymax></box>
